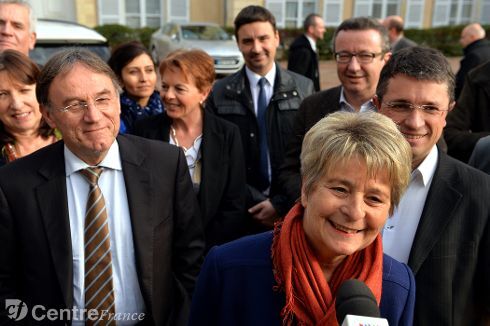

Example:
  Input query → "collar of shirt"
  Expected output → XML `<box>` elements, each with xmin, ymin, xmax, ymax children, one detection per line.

<box><xmin>245</xmin><ymin>63</ymin><xmax>276</xmax><ymax>89</ymax></box>
<box><xmin>339</xmin><ymin>87</ymin><xmax>377</xmax><ymax>113</ymax></box>
<box><xmin>305</xmin><ymin>34</ymin><xmax>317</xmax><ymax>52</ymax></box>
<box><xmin>64</xmin><ymin>140</ymin><xmax>122</xmax><ymax>176</ymax></box>
<box><xmin>411</xmin><ymin>144</ymin><xmax>438</xmax><ymax>186</ymax></box>
<box><xmin>246</xmin><ymin>64</ymin><xmax>276</xmax><ymax>116</ymax></box>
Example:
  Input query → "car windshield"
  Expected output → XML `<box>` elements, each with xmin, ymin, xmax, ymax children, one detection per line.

<box><xmin>30</xmin><ymin>44</ymin><xmax>111</xmax><ymax>66</ymax></box>
<box><xmin>181</xmin><ymin>25</ymin><xmax>232</xmax><ymax>41</ymax></box>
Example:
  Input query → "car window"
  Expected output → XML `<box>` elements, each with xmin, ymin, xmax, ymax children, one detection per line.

<box><xmin>181</xmin><ymin>25</ymin><xmax>232</xmax><ymax>41</ymax></box>
<box><xmin>30</xmin><ymin>44</ymin><xmax>110</xmax><ymax>66</ymax></box>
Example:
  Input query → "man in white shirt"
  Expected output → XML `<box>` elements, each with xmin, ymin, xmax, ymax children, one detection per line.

<box><xmin>278</xmin><ymin>17</ymin><xmax>391</xmax><ymax>215</ymax></box>
<box><xmin>374</xmin><ymin>46</ymin><xmax>490</xmax><ymax>325</ymax></box>
<box><xmin>0</xmin><ymin>48</ymin><xmax>203</xmax><ymax>325</ymax></box>
<box><xmin>207</xmin><ymin>5</ymin><xmax>314</xmax><ymax>229</ymax></box>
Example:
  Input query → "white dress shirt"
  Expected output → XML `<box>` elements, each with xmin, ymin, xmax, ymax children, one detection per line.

<box><xmin>246</xmin><ymin>64</ymin><xmax>276</xmax><ymax>116</ymax></box>
<box><xmin>305</xmin><ymin>34</ymin><xmax>317</xmax><ymax>52</ymax></box>
<box><xmin>339</xmin><ymin>87</ymin><xmax>377</xmax><ymax>113</ymax></box>
<box><xmin>383</xmin><ymin>145</ymin><xmax>438</xmax><ymax>263</ymax></box>
<box><xmin>65</xmin><ymin>141</ymin><xmax>146</xmax><ymax>324</ymax></box>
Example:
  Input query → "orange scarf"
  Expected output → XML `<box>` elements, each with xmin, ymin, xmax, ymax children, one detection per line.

<box><xmin>272</xmin><ymin>203</ymin><xmax>383</xmax><ymax>325</ymax></box>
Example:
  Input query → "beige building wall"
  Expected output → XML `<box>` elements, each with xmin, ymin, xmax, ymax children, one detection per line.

<box><xmin>75</xmin><ymin>0</ymin><xmax>98</xmax><ymax>27</ymax></box>
<box><xmin>190</xmin><ymin>0</ymin><xmax>224</xmax><ymax>24</ymax></box>
<box><xmin>227</xmin><ymin>0</ymin><xmax>264</xmax><ymax>26</ymax></box>
<box><xmin>423</xmin><ymin>0</ymin><xmax>434</xmax><ymax>28</ymax></box>
<box><xmin>342</xmin><ymin>0</ymin><xmax>354</xmax><ymax>20</ymax></box>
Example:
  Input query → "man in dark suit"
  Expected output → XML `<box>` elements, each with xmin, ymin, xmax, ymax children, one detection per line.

<box><xmin>382</xmin><ymin>15</ymin><xmax>417</xmax><ymax>53</ymax></box>
<box><xmin>0</xmin><ymin>49</ymin><xmax>204</xmax><ymax>325</ymax></box>
<box><xmin>287</xmin><ymin>13</ymin><xmax>325</xmax><ymax>91</ymax></box>
<box><xmin>468</xmin><ymin>135</ymin><xmax>490</xmax><ymax>174</ymax></box>
<box><xmin>277</xmin><ymin>17</ymin><xmax>391</xmax><ymax>212</ymax></box>
<box><xmin>455</xmin><ymin>23</ymin><xmax>490</xmax><ymax>99</ymax></box>
<box><xmin>375</xmin><ymin>46</ymin><xmax>490</xmax><ymax>325</ymax></box>
<box><xmin>445</xmin><ymin>60</ymin><xmax>490</xmax><ymax>163</ymax></box>
<box><xmin>207</xmin><ymin>6</ymin><xmax>314</xmax><ymax>228</ymax></box>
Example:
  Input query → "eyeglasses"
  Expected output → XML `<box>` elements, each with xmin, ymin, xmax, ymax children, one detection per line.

<box><xmin>334</xmin><ymin>51</ymin><xmax>384</xmax><ymax>64</ymax></box>
<box><xmin>382</xmin><ymin>101</ymin><xmax>451</xmax><ymax>117</ymax></box>
<box><xmin>52</xmin><ymin>96</ymin><xmax>114</xmax><ymax>114</ymax></box>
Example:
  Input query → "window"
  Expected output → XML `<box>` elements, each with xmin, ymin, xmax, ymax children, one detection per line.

<box><xmin>482</xmin><ymin>0</ymin><xmax>490</xmax><ymax>24</ymax></box>
<box><xmin>168</xmin><ymin>0</ymin><xmax>189</xmax><ymax>22</ymax></box>
<box><xmin>433</xmin><ymin>0</ymin><xmax>472</xmax><ymax>26</ymax></box>
<box><xmin>324</xmin><ymin>0</ymin><xmax>343</xmax><ymax>26</ymax></box>
<box><xmin>98</xmin><ymin>0</ymin><xmax>161</xmax><ymax>27</ymax></box>
<box><xmin>405</xmin><ymin>0</ymin><xmax>424</xmax><ymax>28</ymax></box>
<box><xmin>125</xmin><ymin>0</ymin><xmax>140</xmax><ymax>28</ymax></box>
<box><xmin>285</xmin><ymin>1</ymin><xmax>299</xmax><ymax>27</ymax></box>
<box><xmin>268</xmin><ymin>0</ymin><xmax>285</xmax><ymax>24</ymax></box>
<box><xmin>267</xmin><ymin>0</ymin><xmax>317</xmax><ymax>28</ymax></box>
<box><xmin>99</xmin><ymin>0</ymin><xmax>120</xmax><ymax>24</ymax></box>
<box><xmin>354</xmin><ymin>0</ymin><xmax>400</xmax><ymax>19</ymax></box>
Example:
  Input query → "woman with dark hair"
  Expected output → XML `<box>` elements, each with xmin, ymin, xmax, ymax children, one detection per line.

<box><xmin>0</xmin><ymin>50</ymin><xmax>58</xmax><ymax>166</ymax></box>
<box><xmin>108</xmin><ymin>41</ymin><xmax>163</xmax><ymax>133</ymax></box>
<box><xmin>133</xmin><ymin>49</ymin><xmax>246</xmax><ymax>250</ymax></box>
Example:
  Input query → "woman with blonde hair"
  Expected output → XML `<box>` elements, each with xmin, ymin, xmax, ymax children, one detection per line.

<box><xmin>189</xmin><ymin>111</ymin><xmax>415</xmax><ymax>325</ymax></box>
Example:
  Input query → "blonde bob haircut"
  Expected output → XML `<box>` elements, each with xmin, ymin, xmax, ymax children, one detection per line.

<box><xmin>300</xmin><ymin>111</ymin><xmax>412</xmax><ymax>214</ymax></box>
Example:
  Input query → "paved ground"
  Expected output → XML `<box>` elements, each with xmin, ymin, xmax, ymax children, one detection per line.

<box><xmin>281</xmin><ymin>57</ymin><xmax>461</xmax><ymax>91</ymax></box>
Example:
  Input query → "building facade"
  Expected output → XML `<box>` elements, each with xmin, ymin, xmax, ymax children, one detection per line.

<box><xmin>29</xmin><ymin>0</ymin><xmax>490</xmax><ymax>29</ymax></box>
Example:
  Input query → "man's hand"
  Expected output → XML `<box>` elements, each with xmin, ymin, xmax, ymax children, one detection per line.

<box><xmin>248</xmin><ymin>199</ymin><xmax>278</xmax><ymax>228</ymax></box>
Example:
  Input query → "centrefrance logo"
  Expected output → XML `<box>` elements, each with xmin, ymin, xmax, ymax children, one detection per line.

<box><xmin>5</xmin><ymin>299</ymin><xmax>28</xmax><ymax>321</ymax></box>
<box><xmin>4</xmin><ymin>299</ymin><xmax>145</xmax><ymax>322</ymax></box>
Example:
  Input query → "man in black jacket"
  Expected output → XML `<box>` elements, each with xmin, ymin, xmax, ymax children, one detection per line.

<box><xmin>454</xmin><ymin>23</ymin><xmax>490</xmax><ymax>99</ymax></box>
<box><xmin>445</xmin><ymin>60</ymin><xmax>490</xmax><ymax>162</ymax></box>
<box><xmin>287</xmin><ymin>13</ymin><xmax>325</xmax><ymax>91</ymax></box>
<box><xmin>277</xmin><ymin>17</ymin><xmax>391</xmax><ymax>212</ymax></box>
<box><xmin>382</xmin><ymin>15</ymin><xmax>416</xmax><ymax>53</ymax></box>
<box><xmin>206</xmin><ymin>5</ymin><xmax>314</xmax><ymax>228</ymax></box>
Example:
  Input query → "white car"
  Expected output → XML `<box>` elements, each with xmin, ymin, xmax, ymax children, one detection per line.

<box><xmin>30</xmin><ymin>19</ymin><xmax>110</xmax><ymax>66</ymax></box>
<box><xmin>150</xmin><ymin>22</ymin><xmax>244</xmax><ymax>76</ymax></box>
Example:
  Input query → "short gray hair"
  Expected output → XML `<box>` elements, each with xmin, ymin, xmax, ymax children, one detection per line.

<box><xmin>0</xmin><ymin>0</ymin><xmax>36</xmax><ymax>32</ymax></box>
<box><xmin>300</xmin><ymin>111</ymin><xmax>412</xmax><ymax>214</ymax></box>
<box><xmin>36</xmin><ymin>48</ymin><xmax>121</xmax><ymax>108</ymax></box>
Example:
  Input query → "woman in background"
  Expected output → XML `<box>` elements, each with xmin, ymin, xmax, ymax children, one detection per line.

<box><xmin>108</xmin><ymin>41</ymin><xmax>163</xmax><ymax>134</ymax></box>
<box><xmin>133</xmin><ymin>49</ymin><xmax>246</xmax><ymax>250</ymax></box>
<box><xmin>0</xmin><ymin>50</ymin><xmax>58</xmax><ymax>166</ymax></box>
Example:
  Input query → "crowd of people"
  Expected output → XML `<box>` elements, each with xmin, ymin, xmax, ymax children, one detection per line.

<box><xmin>0</xmin><ymin>0</ymin><xmax>489</xmax><ymax>325</ymax></box>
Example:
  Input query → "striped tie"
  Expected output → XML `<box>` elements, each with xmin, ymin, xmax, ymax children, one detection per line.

<box><xmin>80</xmin><ymin>167</ymin><xmax>115</xmax><ymax>325</ymax></box>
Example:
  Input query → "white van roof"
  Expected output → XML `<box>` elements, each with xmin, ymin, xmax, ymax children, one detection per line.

<box><xmin>35</xmin><ymin>19</ymin><xmax>107</xmax><ymax>44</ymax></box>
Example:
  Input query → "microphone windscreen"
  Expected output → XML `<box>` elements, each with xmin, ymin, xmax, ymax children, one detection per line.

<box><xmin>335</xmin><ymin>279</ymin><xmax>380</xmax><ymax>323</ymax></box>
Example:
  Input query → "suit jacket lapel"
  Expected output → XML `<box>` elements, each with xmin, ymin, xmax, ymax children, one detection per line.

<box><xmin>408</xmin><ymin>153</ymin><xmax>463</xmax><ymax>273</ymax></box>
<box><xmin>117</xmin><ymin>135</ymin><xmax>154</xmax><ymax>303</ymax></box>
<box><xmin>36</xmin><ymin>141</ymin><xmax>73</xmax><ymax>308</ymax></box>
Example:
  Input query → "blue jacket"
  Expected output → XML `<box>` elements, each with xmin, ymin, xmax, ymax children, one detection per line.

<box><xmin>189</xmin><ymin>231</ymin><xmax>415</xmax><ymax>326</ymax></box>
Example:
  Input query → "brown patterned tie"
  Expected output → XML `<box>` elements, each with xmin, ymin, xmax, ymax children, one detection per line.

<box><xmin>80</xmin><ymin>167</ymin><xmax>115</xmax><ymax>325</ymax></box>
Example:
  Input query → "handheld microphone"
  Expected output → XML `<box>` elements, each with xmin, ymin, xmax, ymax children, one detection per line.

<box><xmin>335</xmin><ymin>279</ymin><xmax>389</xmax><ymax>326</ymax></box>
